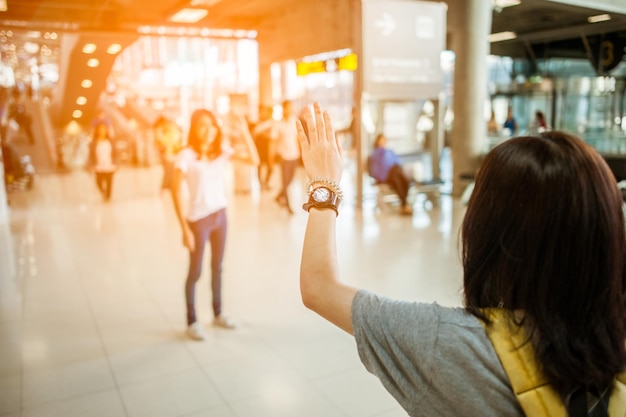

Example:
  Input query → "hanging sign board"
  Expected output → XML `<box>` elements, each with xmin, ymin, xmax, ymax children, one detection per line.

<box><xmin>362</xmin><ymin>0</ymin><xmax>446</xmax><ymax>100</ymax></box>
<box><xmin>297</xmin><ymin>53</ymin><xmax>358</xmax><ymax>76</ymax></box>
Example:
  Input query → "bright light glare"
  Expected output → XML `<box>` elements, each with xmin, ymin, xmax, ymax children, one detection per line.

<box><xmin>492</xmin><ymin>0</ymin><xmax>520</xmax><ymax>8</ymax></box>
<box><xmin>588</xmin><ymin>14</ymin><xmax>611</xmax><ymax>23</ymax></box>
<box><xmin>169</xmin><ymin>8</ymin><xmax>208</xmax><ymax>23</ymax></box>
<box><xmin>82</xmin><ymin>43</ymin><xmax>96</xmax><ymax>54</ymax></box>
<box><xmin>488</xmin><ymin>31</ymin><xmax>517</xmax><ymax>43</ymax></box>
<box><xmin>107</xmin><ymin>43</ymin><xmax>122</xmax><ymax>54</ymax></box>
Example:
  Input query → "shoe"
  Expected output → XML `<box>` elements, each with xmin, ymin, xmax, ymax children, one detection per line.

<box><xmin>401</xmin><ymin>205</ymin><xmax>413</xmax><ymax>215</ymax></box>
<box><xmin>213</xmin><ymin>315</ymin><xmax>237</xmax><ymax>329</ymax></box>
<box><xmin>187</xmin><ymin>322</ymin><xmax>208</xmax><ymax>340</ymax></box>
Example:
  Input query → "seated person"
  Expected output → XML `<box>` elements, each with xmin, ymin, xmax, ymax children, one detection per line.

<box><xmin>368</xmin><ymin>133</ymin><xmax>413</xmax><ymax>215</ymax></box>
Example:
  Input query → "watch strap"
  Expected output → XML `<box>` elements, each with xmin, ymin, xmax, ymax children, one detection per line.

<box><xmin>302</xmin><ymin>189</ymin><xmax>341</xmax><ymax>216</ymax></box>
<box><xmin>302</xmin><ymin>201</ymin><xmax>339</xmax><ymax>216</ymax></box>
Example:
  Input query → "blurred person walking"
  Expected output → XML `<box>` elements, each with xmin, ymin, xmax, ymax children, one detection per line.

<box><xmin>503</xmin><ymin>107</ymin><xmax>518</xmax><ymax>136</ymax></box>
<box><xmin>531</xmin><ymin>110</ymin><xmax>548</xmax><ymax>134</ymax></box>
<box><xmin>171</xmin><ymin>109</ymin><xmax>258</xmax><ymax>340</ymax></box>
<box><xmin>88</xmin><ymin>121</ymin><xmax>117</xmax><ymax>202</ymax></box>
<box><xmin>11</xmin><ymin>102</ymin><xmax>35</xmax><ymax>144</ymax></box>
<box><xmin>274</xmin><ymin>100</ymin><xmax>301</xmax><ymax>214</ymax></box>
<box><xmin>487</xmin><ymin>110</ymin><xmax>499</xmax><ymax>136</ymax></box>
<box><xmin>251</xmin><ymin>105</ymin><xmax>278</xmax><ymax>190</ymax></box>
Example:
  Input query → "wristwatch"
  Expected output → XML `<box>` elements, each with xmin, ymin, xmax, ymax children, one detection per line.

<box><xmin>302</xmin><ymin>186</ymin><xmax>341</xmax><ymax>215</ymax></box>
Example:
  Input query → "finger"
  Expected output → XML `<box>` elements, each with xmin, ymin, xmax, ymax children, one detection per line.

<box><xmin>296</xmin><ymin>119</ymin><xmax>309</xmax><ymax>149</ymax></box>
<box><xmin>323</xmin><ymin>110</ymin><xmax>335</xmax><ymax>145</ymax></box>
<box><xmin>313</xmin><ymin>102</ymin><xmax>326</xmax><ymax>141</ymax></box>
<box><xmin>324</xmin><ymin>111</ymin><xmax>343</xmax><ymax>157</ymax></box>
<box><xmin>302</xmin><ymin>105</ymin><xmax>317</xmax><ymax>144</ymax></box>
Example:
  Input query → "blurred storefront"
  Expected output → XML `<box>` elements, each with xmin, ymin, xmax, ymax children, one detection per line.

<box><xmin>487</xmin><ymin>55</ymin><xmax>626</xmax><ymax>155</ymax></box>
<box><xmin>108</xmin><ymin>31</ymin><xmax>259</xmax><ymax>129</ymax></box>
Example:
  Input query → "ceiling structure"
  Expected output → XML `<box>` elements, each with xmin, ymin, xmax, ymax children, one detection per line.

<box><xmin>0</xmin><ymin>0</ymin><xmax>625</xmax><ymax>125</ymax></box>
<box><xmin>1</xmin><ymin>0</ymin><xmax>625</xmax><ymax>71</ymax></box>
<box><xmin>489</xmin><ymin>0</ymin><xmax>626</xmax><ymax>71</ymax></box>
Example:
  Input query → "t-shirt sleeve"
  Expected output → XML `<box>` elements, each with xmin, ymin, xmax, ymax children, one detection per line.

<box><xmin>351</xmin><ymin>289</ymin><xmax>440</xmax><ymax>410</ymax></box>
<box><xmin>351</xmin><ymin>290</ymin><xmax>524</xmax><ymax>417</ymax></box>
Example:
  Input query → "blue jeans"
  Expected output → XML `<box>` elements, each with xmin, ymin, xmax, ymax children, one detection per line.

<box><xmin>185</xmin><ymin>208</ymin><xmax>227</xmax><ymax>325</ymax></box>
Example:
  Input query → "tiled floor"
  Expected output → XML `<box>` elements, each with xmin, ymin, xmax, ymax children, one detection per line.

<box><xmin>0</xmin><ymin>161</ymin><xmax>467</xmax><ymax>417</ymax></box>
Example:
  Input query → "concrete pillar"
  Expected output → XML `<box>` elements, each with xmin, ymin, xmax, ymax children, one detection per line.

<box><xmin>447</xmin><ymin>0</ymin><xmax>492</xmax><ymax>195</ymax></box>
<box><xmin>431</xmin><ymin>96</ymin><xmax>445</xmax><ymax>181</ymax></box>
<box><xmin>0</xmin><ymin>147</ymin><xmax>8</xmax><ymax>224</ymax></box>
<box><xmin>0</xmin><ymin>221</ymin><xmax>17</xmax><ymax>307</ymax></box>
<box><xmin>352</xmin><ymin>0</ymin><xmax>364</xmax><ymax>209</ymax></box>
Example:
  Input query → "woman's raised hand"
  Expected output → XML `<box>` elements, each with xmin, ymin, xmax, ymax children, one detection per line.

<box><xmin>296</xmin><ymin>102</ymin><xmax>343</xmax><ymax>184</ymax></box>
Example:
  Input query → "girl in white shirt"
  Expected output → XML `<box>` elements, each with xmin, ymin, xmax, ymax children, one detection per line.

<box><xmin>89</xmin><ymin>121</ymin><xmax>117</xmax><ymax>202</ymax></box>
<box><xmin>172</xmin><ymin>109</ymin><xmax>258</xmax><ymax>340</ymax></box>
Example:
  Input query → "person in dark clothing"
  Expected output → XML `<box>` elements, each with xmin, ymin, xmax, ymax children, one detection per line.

<box><xmin>503</xmin><ymin>107</ymin><xmax>518</xmax><ymax>136</ymax></box>
<box><xmin>11</xmin><ymin>103</ymin><xmax>35</xmax><ymax>144</ymax></box>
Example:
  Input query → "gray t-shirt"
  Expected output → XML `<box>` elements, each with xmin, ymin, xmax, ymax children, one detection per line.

<box><xmin>351</xmin><ymin>290</ymin><xmax>525</xmax><ymax>417</ymax></box>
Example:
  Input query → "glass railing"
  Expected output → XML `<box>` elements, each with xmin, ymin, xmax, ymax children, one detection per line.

<box><xmin>583</xmin><ymin>130</ymin><xmax>626</xmax><ymax>155</ymax></box>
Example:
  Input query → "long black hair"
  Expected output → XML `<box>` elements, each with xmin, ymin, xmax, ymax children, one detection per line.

<box><xmin>186</xmin><ymin>109</ymin><xmax>222</xmax><ymax>160</ymax></box>
<box><xmin>462</xmin><ymin>131</ymin><xmax>626</xmax><ymax>398</ymax></box>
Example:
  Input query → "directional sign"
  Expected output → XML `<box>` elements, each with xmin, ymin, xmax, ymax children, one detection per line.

<box><xmin>362</xmin><ymin>0</ymin><xmax>446</xmax><ymax>100</ymax></box>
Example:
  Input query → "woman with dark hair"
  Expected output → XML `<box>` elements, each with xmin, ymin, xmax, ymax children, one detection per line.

<box><xmin>172</xmin><ymin>109</ymin><xmax>258</xmax><ymax>340</ymax></box>
<box><xmin>532</xmin><ymin>110</ymin><xmax>548</xmax><ymax>133</ymax></box>
<box><xmin>297</xmin><ymin>102</ymin><xmax>626</xmax><ymax>416</ymax></box>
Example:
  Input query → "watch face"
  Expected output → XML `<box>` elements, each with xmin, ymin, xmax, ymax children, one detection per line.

<box><xmin>312</xmin><ymin>187</ymin><xmax>331</xmax><ymax>203</ymax></box>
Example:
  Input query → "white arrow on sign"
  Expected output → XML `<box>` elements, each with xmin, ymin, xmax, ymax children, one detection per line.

<box><xmin>375</xmin><ymin>12</ymin><xmax>396</xmax><ymax>36</ymax></box>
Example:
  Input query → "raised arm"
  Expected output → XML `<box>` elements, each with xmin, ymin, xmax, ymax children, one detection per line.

<box><xmin>229</xmin><ymin>116</ymin><xmax>260</xmax><ymax>166</ymax></box>
<box><xmin>298</xmin><ymin>102</ymin><xmax>358</xmax><ymax>335</ymax></box>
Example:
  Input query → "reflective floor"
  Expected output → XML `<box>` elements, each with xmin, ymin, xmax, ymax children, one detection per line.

<box><xmin>0</xmin><ymin>163</ymin><xmax>467</xmax><ymax>417</ymax></box>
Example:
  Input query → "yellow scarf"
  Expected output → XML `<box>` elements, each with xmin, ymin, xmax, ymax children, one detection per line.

<box><xmin>480</xmin><ymin>309</ymin><xmax>626</xmax><ymax>417</ymax></box>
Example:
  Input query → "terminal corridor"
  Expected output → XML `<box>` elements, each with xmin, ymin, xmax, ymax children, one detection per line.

<box><xmin>0</xmin><ymin>166</ymin><xmax>465</xmax><ymax>417</ymax></box>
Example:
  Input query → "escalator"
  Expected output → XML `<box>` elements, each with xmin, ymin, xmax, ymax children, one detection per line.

<box><xmin>4</xmin><ymin>97</ymin><xmax>57</xmax><ymax>175</ymax></box>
